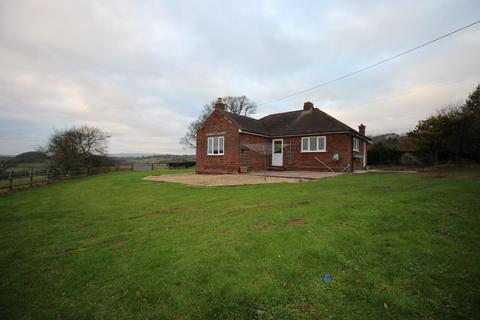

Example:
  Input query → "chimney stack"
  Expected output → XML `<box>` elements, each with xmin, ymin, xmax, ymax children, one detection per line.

<box><xmin>303</xmin><ymin>101</ymin><xmax>314</xmax><ymax>111</ymax></box>
<box><xmin>214</xmin><ymin>98</ymin><xmax>225</xmax><ymax>111</ymax></box>
<box><xmin>358</xmin><ymin>124</ymin><xmax>366</xmax><ymax>136</ymax></box>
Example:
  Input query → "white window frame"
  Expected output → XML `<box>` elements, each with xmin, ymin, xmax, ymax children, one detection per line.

<box><xmin>353</xmin><ymin>137</ymin><xmax>359</xmax><ymax>152</ymax></box>
<box><xmin>301</xmin><ymin>136</ymin><xmax>326</xmax><ymax>153</ymax></box>
<box><xmin>207</xmin><ymin>136</ymin><xmax>224</xmax><ymax>156</ymax></box>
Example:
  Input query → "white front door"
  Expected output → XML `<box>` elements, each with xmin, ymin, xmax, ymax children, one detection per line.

<box><xmin>272</xmin><ymin>139</ymin><xmax>283</xmax><ymax>166</ymax></box>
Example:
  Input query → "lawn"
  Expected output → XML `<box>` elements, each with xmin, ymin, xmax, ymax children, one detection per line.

<box><xmin>0</xmin><ymin>170</ymin><xmax>479</xmax><ymax>319</ymax></box>
<box><xmin>4</xmin><ymin>162</ymin><xmax>49</xmax><ymax>173</ymax></box>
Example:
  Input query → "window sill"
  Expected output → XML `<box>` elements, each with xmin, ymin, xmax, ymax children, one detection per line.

<box><xmin>207</xmin><ymin>154</ymin><xmax>224</xmax><ymax>156</ymax></box>
<box><xmin>301</xmin><ymin>150</ymin><xmax>327</xmax><ymax>153</ymax></box>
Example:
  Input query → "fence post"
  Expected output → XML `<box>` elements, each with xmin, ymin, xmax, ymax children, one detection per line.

<box><xmin>29</xmin><ymin>168</ymin><xmax>33</xmax><ymax>187</ymax></box>
<box><xmin>131</xmin><ymin>163</ymin><xmax>134</xmax><ymax>171</ymax></box>
<box><xmin>46</xmin><ymin>169</ymin><xmax>50</xmax><ymax>184</ymax></box>
<box><xmin>151</xmin><ymin>163</ymin><xmax>154</xmax><ymax>171</ymax></box>
<box><xmin>9</xmin><ymin>172</ymin><xmax>13</xmax><ymax>191</ymax></box>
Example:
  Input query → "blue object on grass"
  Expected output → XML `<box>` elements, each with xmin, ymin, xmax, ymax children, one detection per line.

<box><xmin>323</xmin><ymin>273</ymin><xmax>333</xmax><ymax>282</ymax></box>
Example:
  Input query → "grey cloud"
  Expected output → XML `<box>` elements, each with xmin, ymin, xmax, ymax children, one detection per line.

<box><xmin>0</xmin><ymin>0</ymin><xmax>479</xmax><ymax>154</ymax></box>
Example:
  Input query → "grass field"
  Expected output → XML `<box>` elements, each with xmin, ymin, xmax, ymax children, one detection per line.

<box><xmin>0</xmin><ymin>175</ymin><xmax>48</xmax><ymax>190</ymax></box>
<box><xmin>0</xmin><ymin>170</ymin><xmax>479</xmax><ymax>319</ymax></box>
<box><xmin>3</xmin><ymin>162</ymin><xmax>49</xmax><ymax>173</ymax></box>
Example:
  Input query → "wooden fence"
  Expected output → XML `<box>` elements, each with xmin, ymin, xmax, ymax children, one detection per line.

<box><xmin>0</xmin><ymin>168</ymin><xmax>88</xmax><ymax>194</ymax></box>
<box><xmin>0</xmin><ymin>162</ymin><xmax>193</xmax><ymax>194</ymax></box>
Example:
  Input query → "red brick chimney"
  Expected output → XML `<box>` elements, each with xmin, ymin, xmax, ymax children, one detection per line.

<box><xmin>303</xmin><ymin>101</ymin><xmax>314</xmax><ymax>111</ymax></box>
<box><xmin>214</xmin><ymin>98</ymin><xmax>225</xmax><ymax>111</ymax></box>
<box><xmin>358</xmin><ymin>124</ymin><xmax>366</xmax><ymax>136</ymax></box>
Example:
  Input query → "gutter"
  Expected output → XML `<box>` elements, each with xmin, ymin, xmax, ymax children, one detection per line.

<box><xmin>238</xmin><ymin>129</ymin><xmax>270</xmax><ymax>138</ymax></box>
<box><xmin>239</xmin><ymin>129</ymin><xmax>372</xmax><ymax>142</ymax></box>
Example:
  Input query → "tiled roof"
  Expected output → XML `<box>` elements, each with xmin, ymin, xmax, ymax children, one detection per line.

<box><xmin>223</xmin><ymin>107</ymin><xmax>368</xmax><ymax>139</ymax></box>
<box><xmin>222</xmin><ymin>111</ymin><xmax>268</xmax><ymax>135</ymax></box>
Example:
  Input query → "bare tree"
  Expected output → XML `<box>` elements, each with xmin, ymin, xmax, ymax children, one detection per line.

<box><xmin>43</xmin><ymin>126</ymin><xmax>110</xmax><ymax>170</ymax></box>
<box><xmin>181</xmin><ymin>96</ymin><xmax>257</xmax><ymax>149</ymax></box>
<box><xmin>222</xmin><ymin>96</ymin><xmax>257</xmax><ymax>116</ymax></box>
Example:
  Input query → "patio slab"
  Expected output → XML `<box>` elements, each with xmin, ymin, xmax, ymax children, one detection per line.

<box><xmin>246</xmin><ymin>170</ymin><xmax>343</xmax><ymax>180</ymax></box>
<box><xmin>143</xmin><ymin>173</ymin><xmax>309</xmax><ymax>187</ymax></box>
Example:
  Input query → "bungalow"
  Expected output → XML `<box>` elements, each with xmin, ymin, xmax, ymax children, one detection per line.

<box><xmin>196</xmin><ymin>98</ymin><xmax>371</xmax><ymax>174</ymax></box>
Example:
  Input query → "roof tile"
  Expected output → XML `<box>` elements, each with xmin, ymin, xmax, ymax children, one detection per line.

<box><xmin>223</xmin><ymin>107</ymin><xmax>366</xmax><ymax>138</ymax></box>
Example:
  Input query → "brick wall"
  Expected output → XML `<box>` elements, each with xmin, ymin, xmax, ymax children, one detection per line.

<box><xmin>281</xmin><ymin>134</ymin><xmax>354</xmax><ymax>172</ymax></box>
<box><xmin>353</xmin><ymin>138</ymin><xmax>367</xmax><ymax>171</ymax></box>
<box><xmin>239</xmin><ymin>133</ymin><xmax>367</xmax><ymax>172</ymax></box>
<box><xmin>196</xmin><ymin>110</ymin><xmax>240</xmax><ymax>174</ymax></box>
<box><xmin>196</xmin><ymin>111</ymin><xmax>368</xmax><ymax>173</ymax></box>
<box><xmin>239</xmin><ymin>133</ymin><xmax>271</xmax><ymax>171</ymax></box>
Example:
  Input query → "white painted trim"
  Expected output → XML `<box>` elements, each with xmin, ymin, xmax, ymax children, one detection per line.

<box><xmin>207</xmin><ymin>136</ymin><xmax>224</xmax><ymax>156</ymax></box>
<box><xmin>301</xmin><ymin>136</ymin><xmax>326</xmax><ymax>153</ymax></box>
<box><xmin>353</xmin><ymin>138</ymin><xmax>360</xmax><ymax>152</ymax></box>
<box><xmin>271</xmin><ymin>139</ymin><xmax>284</xmax><ymax>166</ymax></box>
<box><xmin>239</xmin><ymin>129</ymin><xmax>372</xmax><ymax>143</ymax></box>
<box><xmin>363</xmin><ymin>141</ymin><xmax>366</xmax><ymax>168</ymax></box>
<box><xmin>238</xmin><ymin>129</ymin><xmax>270</xmax><ymax>138</ymax></box>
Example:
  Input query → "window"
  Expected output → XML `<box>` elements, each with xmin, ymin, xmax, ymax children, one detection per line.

<box><xmin>353</xmin><ymin>138</ymin><xmax>359</xmax><ymax>152</ymax></box>
<box><xmin>273</xmin><ymin>140</ymin><xmax>282</xmax><ymax>153</ymax></box>
<box><xmin>301</xmin><ymin>136</ymin><xmax>326</xmax><ymax>152</ymax></box>
<box><xmin>207</xmin><ymin>136</ymin><xmax>224</xmax><ymax>155</ymax></box>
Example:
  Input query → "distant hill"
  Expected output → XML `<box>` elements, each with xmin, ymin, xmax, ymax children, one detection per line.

<box><xmin>110</xmin><ymin>153</ymin><xmax>163</xmax><ymax>158</ymax></box>
<box><xmin>110</xmin><ymin>154</ymin><xmax>195</xmax><ymax>164</ymax></box>
<box><xmin>0</xmin><ymin>152</ymin><xmax>195</xmax><ymax>172</ymax></box>
<box><xmin>15</xmin><ymin>151</ymin><xmax>50</xmax><ymax>163</ymax></box>
<box><xmin>0</xmin><ymin>151</ymin><xmax>50</xmax><ymax>172</ymax></box>
<box><xmin>0</xmin><ymin>155</ymin><xmax>14</xmax><ymax>161</ymax></box>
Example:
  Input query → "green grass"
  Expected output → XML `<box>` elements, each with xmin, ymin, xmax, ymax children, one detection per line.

<box><xmin>4</xmin><ymin>162</ymin><xmax>49</xmax><ymax>172</ymax></box>
<box><xmin>0</xmin><ymin>170</ymin><xmax>479</xmax><ymax>319</ymax></box>
<box><xmin>0</xmin><ymin>175</ymin><xmax>48</xmax><ymax>190</ymax></box>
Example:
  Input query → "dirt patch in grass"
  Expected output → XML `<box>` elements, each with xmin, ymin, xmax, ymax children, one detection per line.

<box><xmin>150</xmin><ymin>200</ymin><xmax>313</xmax><ymax>231</ymax></box>
<box><xmin>288</xmin><ymin>218</ymin><xmax>308</xmax><ymax>225</ymax></box>
<box><xmin>443</xmin><ymin>208</ymin><xmax>462</xmax><ymax>219</ymax></box>
<box><xmin>337</xmin><ymin>220</ymin><xmax>352</xmax><ymax>227</ymax></box>
<box><xmin>112</xmin><ymin>239</ymin><xmax>125</xmax><ymax>248</ymax></box>
<box><xmin>56</xmin><ymin>238</ymin><xmax>127</xmax><ymax>255</ymax></box>
<box><xmin>225</xmin><ymin>200</ymin><xmax>311</xmax><ymax>217</ymax></box>
<box><xmin>300</xmin><ymin>304</ymin><xmax>318</xmax><ymax>313</ymax></box>
<box><xmin>127</xmin><ymin>207</ymin><xmax>186</xmax><ymax>220</ymax></box>
<box><xmin>143</xmin><ymin>173</ymin><xmax>307</xmax><ymax>187</ymax></box>
<box><xmin>56</xmin><ymin>248</ymin><xmax>77</xmax><ymax>255</ymax></box>
<box><xmin>292</xmin><ymin>200</ymin><xmax>311</xmax><ymax>206</ymax></box>
<box><xmin>435</xmin><ymin>229</ymin><xmax>455</xmax><ymax>240</ymax></box>
<box><xmin>224</xmin><ymin>204</ymin><xmax>277</xmax><ymax>216</ymax></box>
<box><xmin>105</xmin><ymin>207</ymin><xmax>190</xmax><ymax>224</ymax></box>
<box><xmin>249</xmin><ymin>221</ymin><xmax>268</xmax><ymax>232</ymax></box>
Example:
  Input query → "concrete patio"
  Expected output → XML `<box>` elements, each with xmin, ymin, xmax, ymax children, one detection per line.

<box><xmin>143</xmin><ymin>171</ymin><xmax>341</xmax><ymax>187</ymax></box>
<box><xmin>143</xmin><ymin>173</ymin><xmax>308</xmax><ymax>186</ymax></box>
<box><xmin>247</xmin><ymin>170</ymin><xmax>343</xmax><ymax>180</ymax></box>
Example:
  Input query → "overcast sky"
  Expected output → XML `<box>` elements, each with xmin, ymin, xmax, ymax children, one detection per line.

<box><xmin>1</xmin><ymin>0</ymin><xmax>479</xmax><ymax>155</ymax></box>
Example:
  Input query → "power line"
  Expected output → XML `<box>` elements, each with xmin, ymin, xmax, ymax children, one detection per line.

<box><xmin>347</xmin><ymin>76</ymin><xmax>476</xmax><ymax>106</ymax></box>
<box><xmin>259</xmin><ymin>19</ymin><xmax>480</xmax><ymax>106</ymax></box>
